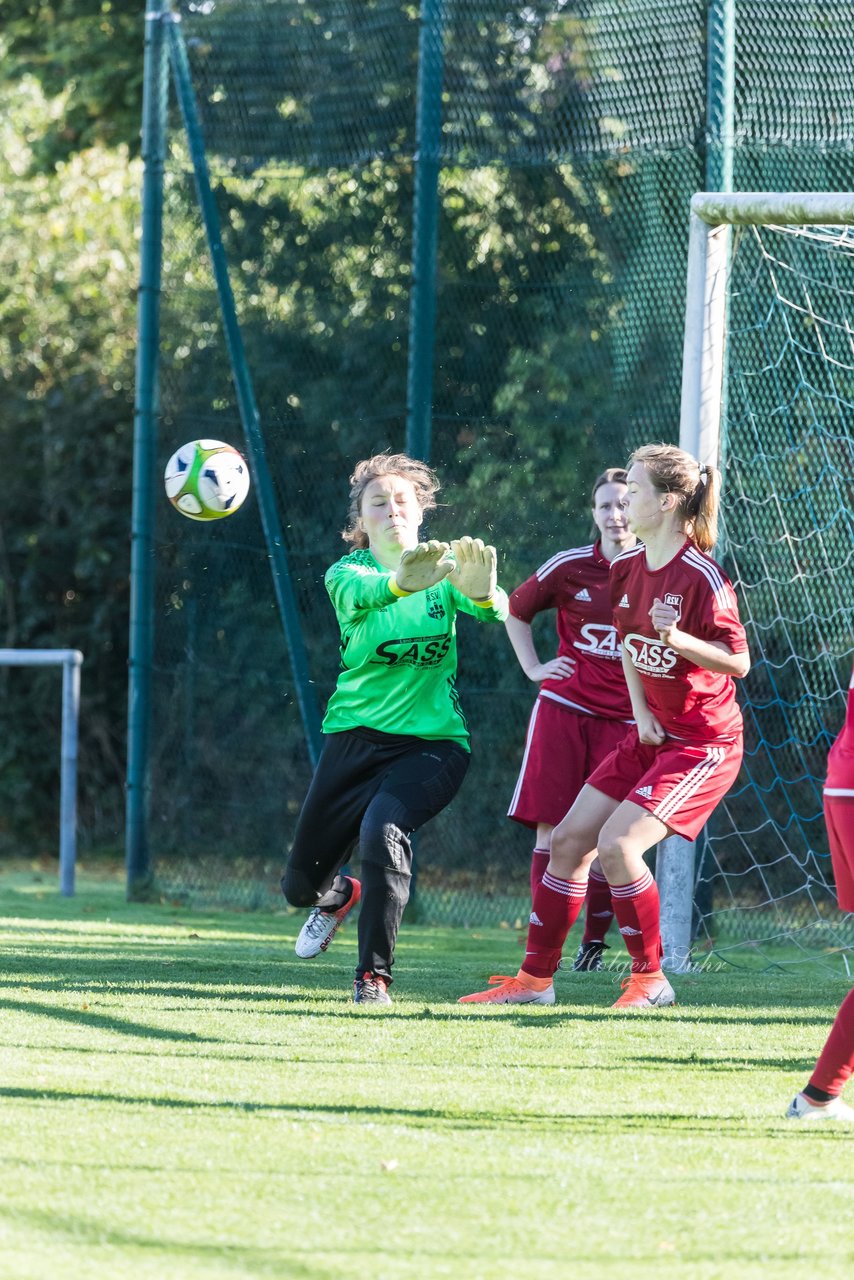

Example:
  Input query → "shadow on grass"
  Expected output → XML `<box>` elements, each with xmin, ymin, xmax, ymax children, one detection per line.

<box><xmin>0</xmin><ymin>1203</ymin><xmax>332</xmax><ymax>1280</ymax></box>
<box><xmin>0</xmin><ymin>918</ymin><xmax>299</xmax><ymax>940</ymax></box>
<box><xmin>3</xmin><ymin>1199</ymin><xmax>847</xmax><ymax>1275</ymax></box>
<box><xmin>0</xmin><ymin>970</ymin><xmax>840</xmax><ymax>1030</ymax></box>
<box><xmin>0</xmin><ymin>997</ymin><xmax>206</xmax><ymax>1042</ymax></box>
<box><xmin>624</xmin><ymin>1053</ymin><xmax>819</xmax><ymax>1073</ymax></box>
<box><xmin>0</xmin><ymin>1084</ymin><xmax>815</xmax><ymax>1136</ymax></box>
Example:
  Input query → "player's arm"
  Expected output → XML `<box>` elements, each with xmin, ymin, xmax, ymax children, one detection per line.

<box><xmin>621</xmin><ymin>648</ymin><xmax>666</xmax><ymax>745</ymax></box>
<box><xmin>326</xmin><ymin>542</ymin><xmax>452</xmax><ymax>618</ymax></box>
<box><xmin>505</xmin><ymin>613</ymin><xmax>576</xmax><ymax>683</ymax></box>
<box><xmin>649</xmin><ymin>598</ymin><xmax>751</xmax><ymax>678</ymax></box>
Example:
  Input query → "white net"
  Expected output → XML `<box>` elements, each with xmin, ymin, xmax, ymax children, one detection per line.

<box><xmin>695</xmin><ymin>220</ymin><xmax>854</xmax><ymax>968</ymax></box>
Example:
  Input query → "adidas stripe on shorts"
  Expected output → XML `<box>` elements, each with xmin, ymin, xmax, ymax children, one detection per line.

<box><xmin>584</xmin><ymin>727</ymin><xmax>743</xmax><ymax>840</ymax></box>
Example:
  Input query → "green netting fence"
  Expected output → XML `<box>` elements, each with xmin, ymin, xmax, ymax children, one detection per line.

<box><xmin>142</xmin><ymin>1</ymin><xmax>853</xmax><ymax>948</ymax></box>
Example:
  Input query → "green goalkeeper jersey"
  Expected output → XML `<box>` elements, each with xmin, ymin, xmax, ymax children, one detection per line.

<box><xmin>321</xmin><ymin>548</ymin><xmax>509</xmax><ymax>749</ymax></box>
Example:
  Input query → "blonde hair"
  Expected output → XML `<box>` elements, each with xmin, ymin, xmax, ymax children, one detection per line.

<box><xmin>342</xmin><ymin>452</ymin><xmax>441</xmax><ymax>548</ymax></box>
<box><xmin>628</xmin><ymin>443</ymin><xmax>720</xmax><ymax>552</ymax></box>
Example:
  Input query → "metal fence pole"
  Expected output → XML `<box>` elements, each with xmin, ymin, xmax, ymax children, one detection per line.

<box><xmin>167</xmin><ymin>13</ymin><xmax>323</xmax><ymax>767</ymax></box>
<box><xmin>127</xmin><ymin>0</ymin><xmax>169</xmax><ymax>899</ymax></box>
<box><xmin>707</xmin><ymin>0</ymin><xmax>735</xmax><ymax>193</ymax></box>
<box><xmin>405</xmin><ymin>0</ymin><xmax>445</xmax><ymax>462</ymax></box>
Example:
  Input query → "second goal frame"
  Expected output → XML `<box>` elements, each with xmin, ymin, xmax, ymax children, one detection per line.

<box><xmin>660</xmin><ymin>190</ymin><xmax>854</xmax><ymax>970</ymax></box>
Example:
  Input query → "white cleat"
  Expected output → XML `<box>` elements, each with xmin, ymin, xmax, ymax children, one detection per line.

<box><xmin>786</xmin><ymin>1092</ymin><xmax>854</xmax><ymax>1122</ymax></box>
<box><xmin>295</xmin><ymin>878</ymin><xmax>361</xmax><ymax>958</ymax></box>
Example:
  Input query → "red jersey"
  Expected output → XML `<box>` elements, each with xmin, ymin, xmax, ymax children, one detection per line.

<box><xmin>825</xmin><ymin>662</ymin><xmax>854</xmax><ymax>793</ymax></box>
<box><xmin>609</xmin><ymin>540</ymin><xmax>748</xmax><ymax>743</ymax></box>
<box><xmin>509</xmin><ymin>541</ymin><xmax>633</xmax><ymax>721</ymax></box>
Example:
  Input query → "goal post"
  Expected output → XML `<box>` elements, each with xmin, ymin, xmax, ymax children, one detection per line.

<box><xmin>0</xmin><ymin>649</ymin><xmax>83</xmax><ymax>897</ymax></box>
<box><xmin>660</xmin><ymin>191</ymin><xmax>854</xmax><ymax>970</ymax></box>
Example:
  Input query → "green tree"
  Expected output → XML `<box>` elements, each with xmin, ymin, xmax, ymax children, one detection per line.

<box><xmin>0</xmin><ymin>71</ymin><xmax>140</xmax><ymax>848</ymax></box>
<box><xmin>2</xmin><ymin>1</ymin><xmax>143</xmax><ymax>167</ymax></box>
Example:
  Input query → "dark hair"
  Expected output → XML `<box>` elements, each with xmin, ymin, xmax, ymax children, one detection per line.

<box><xmin>342</xmin><ymin>452</ymin><xmax>441</xmax><ymax>548</ymax></box>
<box><xmin>590</xmin><ymin>467</ymin><xmax>628</xmax><ymax>506</ymax></box>
<box><xmin>628</xmin><ymin>443</ymin><xmax>720</xmax><ymax>552</ymax></box>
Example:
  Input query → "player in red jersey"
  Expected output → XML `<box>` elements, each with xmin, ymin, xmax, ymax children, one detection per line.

<box><xmin>506</xmin><ymin>468</ymin><xmax>636</xmax><ymax>971</ymax></box>
<box><xmin>460</xmin><ymin>442</ymin><xmax>750</xmax><ymax>1008</ymax></box>
<box><xmin>787</xmin><ymin>660</ymin><xmax>854</xmax><ymax>1121</ymax></box>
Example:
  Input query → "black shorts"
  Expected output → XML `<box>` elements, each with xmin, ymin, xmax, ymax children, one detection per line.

<box><xmin>285</xmin><ymin>728</ymin><xmax>470</xmax><ymax>891</ymax></box>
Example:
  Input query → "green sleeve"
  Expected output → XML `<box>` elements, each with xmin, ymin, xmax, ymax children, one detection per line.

<box><xmin>448</xmin><ymin>582</ymin><xmax>510</xmax><ymax>623</ymax></box>
<box><xmin>325</xmin><ymin>559</ymin><xmax>397</xmax><ymax>620</ymax></box>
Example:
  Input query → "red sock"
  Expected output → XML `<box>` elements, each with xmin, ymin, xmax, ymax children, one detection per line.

<box><xmin>582</xmin><ymin>869</ymin><xmax>614</xmax><ymax>944</ymax></box>
<box><xmin>530</xmin><ymin>847</ymin><xmax>550</xmax><ymax>898</ymax></box>
<box><xmin>522</xmin><ymin>871</ymin><xmax>587</xmax><ymax>978</ymax></box>
<box><xmin>809</xmin><ymin>987</ymin><xmax>854</xmax><ymax>1096</ymax></box>
<box><xmin>610</xmin><ymin>871</ymin><xmax>662</xmax><ymax>973</ymax></box>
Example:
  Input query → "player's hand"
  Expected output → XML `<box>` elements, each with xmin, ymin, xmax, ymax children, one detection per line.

<box><xmin>636</xmin><ymin>710</ymin><xmax>667</xmax><ymax>746</ymax></box>
<box><xmin>527</xmin><ymin>656</ymin><xmax>576</xmax><ymax>683</ymax></box>
<box><xmin>649</xmin><ymin>597</ymin><xmax>681</xmax><ymax>645</ymax></box>
<box><xmin>395</xmin><ymin>541</ymin><xmax>454</xmax><ymax>593</ymax></box>
<box><xmin>448</xmin><ymin>536</ymin><xmax>497</xmax><ymax>602</ymax></box>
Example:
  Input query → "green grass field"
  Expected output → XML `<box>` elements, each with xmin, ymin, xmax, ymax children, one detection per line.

<box><xmin>1</xmin><ymin>869</ymin><xmax>852</xmax><ymax>1279</ymax></box>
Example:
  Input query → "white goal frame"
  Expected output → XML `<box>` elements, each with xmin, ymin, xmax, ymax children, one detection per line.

<box><xmin>660</xmin><ymin>191</ymin><xmax>854</xmax><ymax>971</ymax></box>
<box><xmin>0</xmin><ymin>649</ymin><xmax>84</xmax><ymax>897</ymax></box>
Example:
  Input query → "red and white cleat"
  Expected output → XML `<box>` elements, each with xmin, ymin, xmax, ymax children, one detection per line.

<box><xmin>294</xmin><ymin>877</ymin><xmax>361</xmax><ymax>958</ymax></box>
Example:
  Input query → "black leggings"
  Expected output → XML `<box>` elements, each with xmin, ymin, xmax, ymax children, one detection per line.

<box><xmin>282</xmin><ymin>728</ymin><xmax>469</xmax><ymax>981</ymax></box>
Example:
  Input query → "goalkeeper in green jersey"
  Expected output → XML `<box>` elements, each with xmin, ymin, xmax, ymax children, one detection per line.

<box><xmin>282</xmin><ymin>452</ymin><xmax>508</xmax><ymax>1004</ymax></box>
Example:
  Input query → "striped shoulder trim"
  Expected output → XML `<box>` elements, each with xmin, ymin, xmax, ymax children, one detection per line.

<box><xmin>611</xmin><ymin>543</ymin><xmax>646</xmax><ymax>566</ymax></box>
<box><xmin>535</xmin><ymin>545</ymin><xmax>595</xmax><ymax>581</ymax></box>
<box><xmin>682</xmin><ymin>546</ymin><xmax>736</xmax><ymax>610</ymax></box>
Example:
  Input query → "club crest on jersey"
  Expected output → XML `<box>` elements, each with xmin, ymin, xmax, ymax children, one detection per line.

<box><xmin>623</xmin><ymin>632</ymin><xmax>678</xmax><ymax>676</ymax></box>
<box><xmin>425</xmin><ymin>589</ymin><xmax>446</xmax><ymax>620</ymax></box>
<box><xmin>664</xmin><ymin>593</ymin><xmax>683</xmax><ymax>616</ymax></box>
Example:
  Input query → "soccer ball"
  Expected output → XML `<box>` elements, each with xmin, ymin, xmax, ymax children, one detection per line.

<box><xmin>164</xmin><ymin>439</ymin><xmax>250</xmax><ymax>521</ymax></box>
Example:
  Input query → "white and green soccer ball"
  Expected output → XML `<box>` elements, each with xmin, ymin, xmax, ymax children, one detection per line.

<box><xmin>164</xmin><ymin>439</ymin><xmax>250</xmax><ymax>521</ymax></box>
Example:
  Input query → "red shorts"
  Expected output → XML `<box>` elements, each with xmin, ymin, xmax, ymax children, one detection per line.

<box><xmin>823</xmin><ymin>793</ymin><xmax>854</xmax><ymax>912</ymax></box>
<box><xmin>508</xmin><ymin>695</ymin><xmax>631</xmax><ymax>829</ymax></box>
<box><xmin>585</xmin><ymin>728</ymin><xmax>744</xmax><ymax>840</ymax></box>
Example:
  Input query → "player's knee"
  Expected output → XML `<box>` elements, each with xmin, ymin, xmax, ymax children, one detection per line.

<box><xmin>281</xmin><ymin>866</ymin><xmax>318</xmax><ymax>908</ymax></box>
<box><xmin>596</xmin><ymin>838</ymin><xmax>630</xmax><ymax>879</ymax></box>
<box><xmin>550</xmin><ymin>817</ymin><xmax>596</xmax><ymax>873</ymax></box>
<box><xmin>359</xmin><ymin>809</ymin><xmax>412</xmax><ymax>876</ymax></box>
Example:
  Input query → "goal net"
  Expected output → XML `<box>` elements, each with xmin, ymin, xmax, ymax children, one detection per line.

<box><xmin>682</xmin><ymin>194</ymin><xmax>854</xmax><ymax>968</ymax></box>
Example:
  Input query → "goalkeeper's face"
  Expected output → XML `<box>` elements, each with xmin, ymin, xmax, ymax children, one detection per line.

<box><xmin>359</xmin><ymin>475</ymin><xmax>424</xmax><ymax>560</ymax></box>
